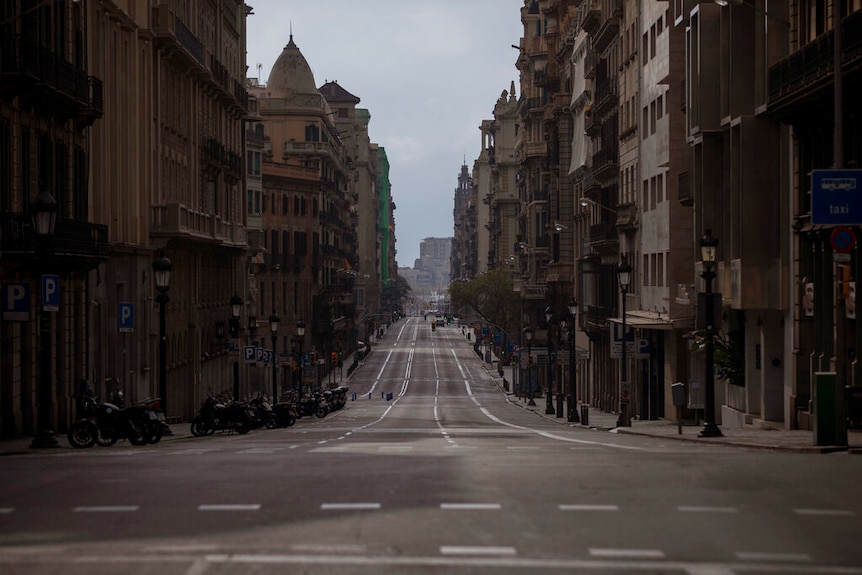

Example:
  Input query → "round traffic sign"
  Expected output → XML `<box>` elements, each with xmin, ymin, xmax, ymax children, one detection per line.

<box><xmin>830</xmin><ymin>226</ymin><xmax>856</xmax><ymax>253</ymax></box>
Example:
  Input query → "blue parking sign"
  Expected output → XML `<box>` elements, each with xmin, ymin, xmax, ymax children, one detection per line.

<box><xmin>2</xmin><ymin>283</ymin><xmax>30</xmax><ymax>321</ymax></box>
<box><xmin>118</xmin><ymin>302</ymin><xmax>134</xmax><ymax>333</ymax></box>
<box><xmin>42</xmin><ymin>274</ymin><xmax>59</xmax><ymax>312</ymax></box>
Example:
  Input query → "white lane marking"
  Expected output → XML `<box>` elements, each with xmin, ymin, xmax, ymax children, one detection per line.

<box><xmin>794</xmin><ymin>508</ymin><xmax>855</xmax><ymax>516</ymax></box>
<box><xmin>439</xmin><ymin>546</ymin><xmax>517</xmax><ymax>556</ymax></box>
<box><xmin>197</xmin><ymin>504</ymin><xmax>260</xmax><ymax>511</ymax></box>
<box><xmin>440</xmin><ymin>503</ymin><xmax>502</xmax><ymax>510</ymax></box>
<box><xmin>320</xmin><ymin>503</ymin><xmax>381</xmax><ymax>511</ymax></box>
<box><xmin>677</xmin><ymin>506</ymin><xmax>739</xmax><ymax>513</ymax></box>
<box><xmin>183</xmin><ymin>558</ymin><xmax>210</xmax><ymax>575</ymax></box>
<box><xmin>73</xmin><ymin>506</ymin><xmax>139</xmax><ymax>512</ymax></box>
<box><xmin>144</xmin><ymin>544</ymin><xmax>221</xmax><ymax>552</ymax></box>
<box><xmin>448</xmin><ymin>349</ymin><xmax>642</xmax><ymax>450</ymax></box>
<box><xmin>166</xmin><ymin>449</ymin><xmax>220</xmax><ymax>456</ymax></box>
<box><xmin>237</xmin><ymin>448</ymin><xmax>284</xmax><ymax>454</ymax></box>
<box><xmin>0</xmin><ymin>508</ymin><xmax>13</xmax><ymax>514</ymax></box>
<box><xmin>559</xmin><ymin>504</ymin><xmax>619</xmax><ymax>512</ymax></box>
<box><xmin>291</xmin><ymin>544</ymin><xmax>368</xmax><ymax>554</ymax></box>
<box><xmin>735</xmin><ymin>551</ymin><xmax>812</xmax><ymax>562</ymax></box>
<box><xmin>589</xmin><ymin>548</ymin><xmax>665</xmax><ymax>559</ymax></box>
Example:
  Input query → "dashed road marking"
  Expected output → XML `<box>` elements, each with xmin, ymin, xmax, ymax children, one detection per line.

<box><xmin>73</xmin><ymin>506</ymin><xmax>139</xmax><ymax>512</ymax></box>
<box><xmin>589</xmin><ymin>548</ymin><xmax>665</xmax><ymax>559</ymax></box>
<box><xmin>559</xmin><ymin>504</ymin><xmax>619</xmax><ymax>512</ymax></box>
<box><xmin>439</xmin><ymin>546</ymin><xmax>517</xmax><ymax>556</ymax></box>
<box><xmin>197</xmin><ymin>504</ymin><xmax>261</xmax><ymax>511</ymax></box>
<box><xmin>320</xmin><ymin>503</ymin><xmax>381</xmax><ymax>511</ymax></box>
<box><xmin>735</xmin><ymin>551</ymin><xmax>812</xmax><ymax>562</ymax></box>
<box><xmin>794</xmin><ymin>508</ymin><xmax>855</xmax><ymax>516</ymax></box>
<box><xmin>677</xmin><ymin>506</ymin><xmax>738</xmax><ymax>513</ymax></box>
<box><xmin>440</xmin><ymin>503</ymin><xmax>501</xmax><ymax>510</ymax></box>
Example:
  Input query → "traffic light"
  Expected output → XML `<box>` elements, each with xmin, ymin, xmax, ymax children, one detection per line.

<box><xmin>331</xmin><ymin>352</ymin><xmax>337</xmax><ymax>366</ymax></box>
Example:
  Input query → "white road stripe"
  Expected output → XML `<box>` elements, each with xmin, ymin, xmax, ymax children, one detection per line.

<box><xmin>320</xmin><ymin>503</ymin><xmax>381</xmax><ymax>510</ymax></box>
<box><xmin>677</xmin><ymin>506</ymin><xmax>738</xmax><ymax>513</ymax></box>
<box><xmin>440</xmin><ymin>503</ymin><xmax>501</xmax><ymax>510</ymax></box>
<box><xmin>440</xmin><ymin>546</ymin><xmax>517</xmax><ymax>556</ymax></box>
<box><xmin>0</xmin><ymin>508</ymin><xmax>13</xmax><ymax>513</ymax></box>
<box><xmin>291</xmin><ymin>544</ymin><xmax>368</xmax><ymax>554</ymax></box>
<box><xmin>197</xmin><ymin>504</ymin><xmax>261</xmax><ymax>511</ymax></box>
<box><xmin>143</xmin><ymin>544</ymin><xmax>221</xmax><ymax>552</ymax></box>
<box><xmin>735</xmin><ymin>551</ymin><xmax>812</xmax><ymax>562</ymax></box>
<box><xmin>589</xmin><ymin>548</ymin><xmax>665</xmax><ymax>559</ymax></box>
<box><xmin>559</xmin><ymin>504</ymin><xmax>619</xmax><ymax>511</ymax></box>
<box><xmin>73</xmin><ymin>506</ymin><xmax>139</xmax><ymax>512</ymax></box>
<box><xmin>794</xmin><ymin>508</ymin><xmax>855</xmax><ymax>516</ymax></box>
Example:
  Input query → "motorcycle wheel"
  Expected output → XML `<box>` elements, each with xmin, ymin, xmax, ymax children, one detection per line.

<box><xmin>127</xmin><ymin>420</ymin><xmax>149</xmax><ymax>446</ymax></box>
<box><xmin>316</xmin><ymin>406</ymin><xmax>327</xmax><ymax>418</ymax></box>
<box><xmin>190</xmin><ymin>416</ymin><xmax>208</xmax><ymax>437</ymax></box>
<box><xmin>96</xmin><ymin>429</ymin><xmax>118</xmax><ymax>447</ymax></box>
<box><xmin>284</xmin><ymin>412</ymin><xmax>297</xmax><ymax>427</ymax></box>
<box><xmin>67</xmin><ymin>420</ymin><xmax>98</xmax><ymax>448</ymax></box>
<box><xmin>146</xmin><ymin>420</ymin><xmax>163</xmax><ymax>444</ymax></box>
<box><xmin>265</xmin><ymin>413</ymin><xmax>279</xmax><ymax>429</ymax></box>
<box><xmin>234</xmin><ymin>417</ymin><xmax>251</xmax><ymax>434</ymax></box>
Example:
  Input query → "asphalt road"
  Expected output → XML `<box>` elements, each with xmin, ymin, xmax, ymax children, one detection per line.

<box><xmin>1</xmin><ymin>317</ymin><xmax>861</xmax><ymax>575</ymax></box>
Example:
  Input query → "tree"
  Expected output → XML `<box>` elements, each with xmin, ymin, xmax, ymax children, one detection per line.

<box><xmin>448</xmin><ymin>269</ymin><xmax>520</xmax><ymax>337</ymax></box>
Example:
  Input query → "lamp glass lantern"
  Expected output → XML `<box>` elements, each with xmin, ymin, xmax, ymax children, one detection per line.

<box><xmin>32</xmin><ymin>189</ymin><xmax>58</xmax><ymax>238</ymax></box>
<box><xmin>616</xmin><ymin>257</ymin><xmax>632</xmax><ymax>292</ymax></box>
<box><xmin>700</xmin><ymin>229</ymin><xmax>719</xmax><ymax>266</ymax></box>
<box><xmin>152</xmin><ymin>254</ymin><xmax>172</xmax><ymax>292</ymax></box>
<box><xmin>524</xmin><ymin>325</ymin><xmax>533</xmax><ymax>343</ymax></box>
<box><xmin>269</xmin><ymin>313</ymin><xmax>280</xmax><ymax>335</ymax></box>
<box><xmin>567</xmin><ymin>298</ymin><xmax>578</xmax><ymax>318</ymax></box>
<box><xmin>296</xmin><ymin>319</ymin><xmax>306</xmax><ymax>338</ymax></box>
<box><xmin>230</xmin><ymin>294</ymin><xmax>243</xmax><ymax>320</ymax></box>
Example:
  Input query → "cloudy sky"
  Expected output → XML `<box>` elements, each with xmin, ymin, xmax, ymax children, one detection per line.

<box><xmin>246</xmin><ymin>0</ymin><xmax>525</xmax><ymax>268</ymax></box>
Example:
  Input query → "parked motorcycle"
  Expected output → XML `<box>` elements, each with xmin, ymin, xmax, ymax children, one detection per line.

<box><xmin>248</xmin><ymin>394</ymin><xmax>275</xmax><ymax>429</ymax></box>
<box><xmin>270</xmin><ymin>401</ymin><xmax>298</xmax><ymax>428</ymax></box>
<box><xmin>67</xmin><ymin>396</ymin><xmax>162</xmax><ymax>448</ymax></box>
<box><xmin>296</xmin><ymin>392</ymin><xmax>329</xmax><ymax>418</ymax></box>
<box><xmin>190</xmin><ymin>395</ymin><xmax>254</xmax><ymax>436</ymax></box>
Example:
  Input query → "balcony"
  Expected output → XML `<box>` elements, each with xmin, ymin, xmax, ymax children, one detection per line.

<box><xmin>152</xmin><ymin>4</ymin><xmax>206</xmax><ymax>70</ymax></box>
<box><xmin>584</xmin><ymin>50</ymin><xmax>596</xmax><ymax>79</ymax></box>
<box><xmin>768</xmin><ymin>10</ymin><xmax>862</xmax><ymax>113</ymax></box>
<box><xmin>203</xmin><ymin>138</ymin><xmax>242</xmax><ymax>178</ymax></box>
<box><xmin>593</xmin><ymin>0</ymin><xmax>622</xmax><ymax>53</ymax></box>
<box><xmin>534</xmin><ymin>67</ymin><xmax>559</xmax><ymax>91</ymax></box>
<box><xmin>0</xmin><ymin>213</ymin><xmax>108</xmax><ymax>270</ymax></box>
<box><xmin>592</xmin><ymin>146</ymin><xmax>618</xmax><ymax>182</ymax></box>
<box><xmin>0</xmin><ymin>32</ymin><xmax>103</xmax><ymax>126</ymax></box>
<box><xmin>151</xmin><ymin>202</ymin><xmax>247</xmax><ymax>248</ymax></box>
<box><xmin>593</xmin><ymin>77</ymin><xmax>618</xmax><ymax>116</ymax></box>
<box><xmin>581</xmin><ymin>1</ymin><xmax>601</xmax><ymax>36</ymax></box>
<box><xmin>524</xmin><ymin>140</ymin><xmax>549</xmax><ymax>158</ymax></box>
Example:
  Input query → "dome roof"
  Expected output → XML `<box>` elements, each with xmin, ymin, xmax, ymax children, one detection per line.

<box><xmin>267</xmin><ymin>35</ymin><xmax>317</xmax><ymax>98</ymax></box>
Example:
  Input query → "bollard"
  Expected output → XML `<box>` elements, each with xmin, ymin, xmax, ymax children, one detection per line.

<box><xmin>368</xmin><ymin>392</ymin><xmax>372</xmax><ymax>399</ymax></box>
<box><xmin>580</xmin><ymin>404</ymin><xmax>589</xmax><ymax>427</ymax></box>
<box><xmin>352</xmin><ymin>393</ymin><xmax>357</xmax><ymax>401</ymax></box>
<box><xmin>386</xmin><ymin>392</ymin><xmax>393</xmax><ymax>401</ymax></box>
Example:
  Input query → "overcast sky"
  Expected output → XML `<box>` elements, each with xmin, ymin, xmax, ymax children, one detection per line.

<box><xmin>246</xmin><ymin>0</ymin><xmax>525</xmax><ymax>268</ymax></box>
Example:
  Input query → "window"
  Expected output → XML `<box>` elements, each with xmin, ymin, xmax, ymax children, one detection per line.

<box><xmin>650</xmin><ymin>100</ymin><xmax>657</xmax><ymax>135</ymax></box>
<box><xmin>642</xmin><ymin>31</ymin><xmax>649</xmax><ymax>61</ymax></box>
<box><xmin>657</xmin><ymin>94</ymin><xmax>664</xmax><ymax>120</ymax></box>
<box><xmin>657</xmin><ymin>173</ymin><xmax>664</xmax><ymax>204</ymax></box>
<box><xmin>642</xmin><ymin>106</ymin><xmax>649</xmax><ymax>140</ymax></box>
<box><xmin>650</xmin><ymin>24</ymin><xmax>657</xmax><ymax>60</ymax></box>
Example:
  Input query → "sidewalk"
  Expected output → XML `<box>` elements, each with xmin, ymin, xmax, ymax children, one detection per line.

<box><xmin>473</xmin><ymin>338</ymin><xmax>862</xmax><ymax>454</ymax></box>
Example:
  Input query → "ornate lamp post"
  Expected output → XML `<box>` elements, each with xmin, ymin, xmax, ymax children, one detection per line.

<box><xmin>296</xmin><ymin>319</ymin><xmax>306</xmax><ymax>398</ymax></box>
<box><xmin>152</xmin><ymin>252</ymin><xmax>172</xmax><ymax>420</ymax></box>
<box><xmin>269</xmin><ymin>312</ymin><xmax>280</xmax><ymax>401</ymax></box>
<box><xmin>30</xmin><ymin>190</ymin><xmax>59</xmax><ymax>449</ymax></box>
<box><xmin>544</xmin><ymin>306</ymin><xmax>555</xmax><ymax>415</ymax></box>
<box><xmin>616</xmin><ymin>256</ymin><xmax>632</xmax><ymax>428</ymax></box>
<box><xmin>699</xmin><ymin>230</ymin><xmax>723</xmax><ymax>438</ymax></box>
<box><xmin>230</xmin><ymin>294</ymin><xmax>243</xmax><ymax>401</ymax></box>
<box><xmin>567</xmin><ymin>298</ymin><xmax>580</xmax><ymax>423</ymax></box>
<box><xmin>524</xmin><ymin>325</ymin><xmax>535</xmax><ymax>406</ymax></box>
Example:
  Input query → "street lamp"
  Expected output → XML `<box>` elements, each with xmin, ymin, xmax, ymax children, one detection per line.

<box><xmin>544</xmin><ymin>306</ymin><xmax>555</xmax><ymax>415</ymax></box>
<box><xmin>296</xmin><ymin>319</ymin><xmax>306</xmax><ymax>398</ymax></box>
<box><xmin>616</xmin><ymin>255</ymin><xmax>632</xmax><ymax>428</ymax></box>
<box><xmin>152</xmin><ymin>252</ymin><xmax>172</xmax><ymax>423</ymax></box>
<box><xmin>230</xmin><ymin>294</ymin><xmax>243</xmax><ymax>401</ymax></box>
<box><xmin>524</xmin><ymin>325</ymin><xmax>535</xmax><ymax>406</ymax></box>
<box><xmin>699</xmin><ymin>230</ymin><xmax>723</xmax><ymax>438</ymax></box>
<box><xmin>567</xmin><ymin>298</ymin><xmax>580</xmax><ymax>423</ymax></box>
<box><xmin>269</xmin><ymin>312</ymin><xmax>280</xmax><ymax>401</ymax></box>
<box><xmin>30</xmin><ymin>190</ymin><xmax>59</xmax><ymax>449</ymax></box>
